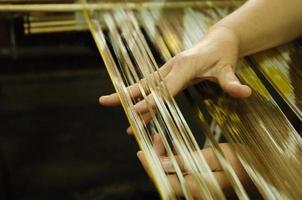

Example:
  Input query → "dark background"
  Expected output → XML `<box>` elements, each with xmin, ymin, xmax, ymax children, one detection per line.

<box><xmin>0</xmin><ymin>16</ymin><xmax>159</xmax><ymax>200</ymax></box>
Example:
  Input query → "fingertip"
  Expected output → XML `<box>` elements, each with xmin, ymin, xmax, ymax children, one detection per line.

<box><xmin>98</xmin><ymin>96</ymin><xmax>107</xmax><ymax>104</ymax></box>
<box><xmin>99</xmin><ymin>95</ymin><xmax>112</xmax><ymax>105</ymax></box>
<box><xmin>225</xmin><ymin>82</ymin><xmax>252</xmax><ymax>98</ymax></box>
<box><xmin>217</xmin><ymin>65</ymin><xmax>252</xmax><ymax>98</ymax></box>
<box><xmin>126</xmin><ymin>127</ymin><xmax>133</xmax><ymax>135</ymax></box>
<box><xmin>137</xmin><ymin>151</ymin><xmax>143</xmax><ymax>159</ymax></box>
<box><xmin>99</xmin><ymin>93</ymin><xmax>122</xmax><ymax>106</ymax></box>
<box><xmin>241</xmin><ymin>85</ymin><xmax>252</xmax><ymax>97</ymax></box>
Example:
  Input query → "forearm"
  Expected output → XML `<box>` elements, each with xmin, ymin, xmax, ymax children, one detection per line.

<box><xmin>213</xmin><ymin>0</ymin><xmax>302</xmax><ymax>56</ymax></box>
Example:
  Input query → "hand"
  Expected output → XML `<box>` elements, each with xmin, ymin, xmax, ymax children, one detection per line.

<box><xmin>137</xmin><ymin>134</ymin><xmax>252</xmax><ymax>198</ymax></box>
<box><xmin>99</xmin><ymin>26</ymin><xmax>252</xmax><ymax>132</ymax></box>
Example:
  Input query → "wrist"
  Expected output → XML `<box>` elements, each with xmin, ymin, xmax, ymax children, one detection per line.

<box><xmin>207</xmin><ymin>24</ymin><xmax>241</xmax><ymax>52</ymax></box>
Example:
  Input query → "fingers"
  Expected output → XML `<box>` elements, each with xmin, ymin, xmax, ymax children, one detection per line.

<box><xmin>156</xmin><ymin>140</ymin><xmax>222</xmax><ymax>173</ymax></box>
<box><xmin>137</xmin><ymin>150</ymin><xmax>233</xmax><ymax>198</ymax></box>
<box><xmin>99</xmin><ymin>56</ymin><xmax>191</xmax><ymax>113</ymax></box>
<box><xmin>126</xmin><ymin>112</ymin><xmax>153</xmax><ymax>134</ymax></box>
<box><xmin>169</xmin><ymin>169</ymin><xmax>237</xmax><ymax>198</ymax></box>
<box><xmin>99</xmin><ymin>83</ymin><xmax>142</xmax><ymax>106</ymax></box>
<box><xmin>136</xmin><ymin>150</ymin><xmax>186</xmax><ymax>197</ymax></box>
<box><xmin>201</xmin><ymin>148</ymin><xmax>222</xmax><ymax>172</ymax></box>
<box><xmin>133</xmin><ymin>93</ymin><xmax>156</xmax><ymax>114</ymax></box>
<box><xmin>151</xmin><ymin>141</ymin><xmax>243</xmax><ymax>176</ymax></box>
<box><xmin>182</xmin><ymin>173</ymin><xmax>231</xmax><ymax>198</ymax></box>
<box><xmin>99</xmin><ymin>84</ymin><xmax>155</xmax><ymax>110</ymax></box>
<box><xmin>131</xmin><ymin>69</ymin><xmax>187</xmax><ymax>114</ymax></box>
<box><xmin>216</xmin><ymin>65</ymin><xmax>252</xmax><ymax>98</ymax></box>
<box><xmin>131</xmin><ymin>60</ymin><xmax>176</xmax><ymax>113</ymax></box>
<box><xmin>153</xmin><ymin>134</ymin><xmax>166</xmax><ymax>156</ymax></box>
<box><xmin>99</xmin><ymin>60</ymin><xmax>173</xmax><ymax>107</ymax></box>
<box><xmin>159</xmin><ymin>150</ymin><xmax>219</xmax><ymax>174</ymax></box>
<box><xmin>99</xmin><ymin>93</ymin><xmax>120</xmax><ymax>106</ymax></box>
<box><xmin>151</xmin><ymin>137</ymin><xmax>222</xmax><ymax>174</ymax></box>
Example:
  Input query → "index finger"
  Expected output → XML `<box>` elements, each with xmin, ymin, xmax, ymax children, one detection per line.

<box><xmin>99</xmin><ymin>59</ymin><xmax>173</xmax><ymax>106</ymax></box>
<box><xmin>99</xmin><ymin>83</ymin><xmax>142</xmax><ymax>106</ymax></box>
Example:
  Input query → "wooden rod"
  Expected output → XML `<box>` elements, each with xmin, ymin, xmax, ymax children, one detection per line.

<box><xmin>25</xmin><ymin>20</ymin><xmax>80</xmax><ymax>28</ymax></box>
<box><xmin>28</xmin><ymin>15</ymin><xmax>75</xmax><ymax>22</ymax></box>
<box><xmin>25</xmin><ymin>24</ymin><xmax>87</xmax><ymax>34</ymax></box>
<box><xmin>0</xmin><ymin>1</ymin><xmax>243</xmax><ymax>12</ymax></box>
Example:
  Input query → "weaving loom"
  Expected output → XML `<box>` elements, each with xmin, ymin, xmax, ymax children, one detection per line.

<box><xmin>1</xmin><ymin>0</ymin><xmax>302</xmax><ymax>199</ymax></box>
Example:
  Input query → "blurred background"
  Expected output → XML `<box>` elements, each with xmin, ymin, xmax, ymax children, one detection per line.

<box><xmin>0</xmin><ymin>14</ymin><xmax>160</xmax><ymax>200</ymax></box>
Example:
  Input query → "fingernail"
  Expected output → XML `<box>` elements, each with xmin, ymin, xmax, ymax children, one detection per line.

<box><xmin>137</xmin><ymin>151</ymin><xmax>143</xmax><ymax>159</ymax></box>
<box><xmin>99</xmin><ymin>96</ymin><xmax>107</xmax><ymax>102</ymax></box>
<box><xmin>126</xmin><ymin>127</ymin><xmax>133</xmax><ymax>134</ymax></box>
<box><xmin>101</xmin><ymin>95</ymin><xmax>111</xmax><ymax>98</ymax></box>
<box><xmin>228</xmin><ymin>81</ymin><xmax>240</xmax><ymax>85</ymax></box>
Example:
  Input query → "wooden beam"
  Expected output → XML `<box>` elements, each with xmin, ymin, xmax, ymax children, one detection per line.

<box><xmin>0</xmin><ymin>1</ymin><xmax>243</xmax><ymax>12</ymax></box>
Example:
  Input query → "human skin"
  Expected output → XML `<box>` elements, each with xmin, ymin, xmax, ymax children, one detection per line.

<box><xmin>99</xmin><ymin>0</ymin><xmax>302</xmax><ymax>197</ymax></box>
<box><xmin>137</xmin><ymin>135</ymin><xmax>254</xmax><ymax>198</ymax></box>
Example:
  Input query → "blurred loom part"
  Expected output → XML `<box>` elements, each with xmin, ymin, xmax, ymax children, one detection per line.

<box><xmin>1</xmin><ymin>1</ymin><xmax>302</xmax><ymax>199</ymax></box>
<box><xmin>16</xmin><ymin>1</ymin><xmax>243</xmax><ymax>34</ymax></box>
<box><xmin>250</xmin><ymin>45</ymin><xmax>302</xmax><ymax>121</ymax></box>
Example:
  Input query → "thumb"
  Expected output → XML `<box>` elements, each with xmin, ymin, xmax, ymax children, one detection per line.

<box><xmin>217</xmin><ymin>65</ymin><xmax>252</xmax><ymax>98</ymax></box>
